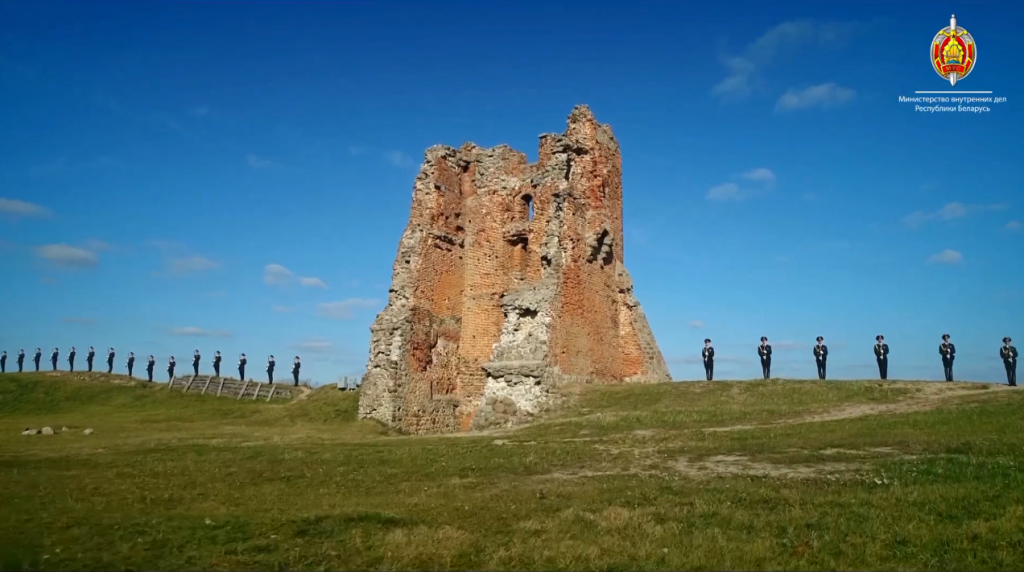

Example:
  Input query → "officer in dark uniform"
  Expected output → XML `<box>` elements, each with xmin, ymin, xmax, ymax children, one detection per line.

<box><xmin>1</xmin><ymin>351</ymin><xmax>6</xmax><ymax>373</ymax></box>
<box><xmin>292</xmin><ymin>356</ymin><xmax>301</xmax><ymax>386</ymax></box>
<box><xmin>213</xmin><ymin>351</ymin><xmax>222</xmax><ymax>377</ymax></box>
<box><xmin>50</xmin><ymin>347</ymin><xmax>59</xmax><ymax>371</ymax></box>
<box><xmin>192</xmin><ymin>350</ymin><xmax>201</xmax><ymax>377</ymax></box>
<box><xmin>874</xmin><ymin>335</ymin><xmax>889</xmax><ymax>380</ymax></box>
<box><xmin>126</xmin><ymin>352</ymin><xmax>135</xmax><ymax>378</ymax></box>
<box><xmin>146</xmin><ymin>355</ymin><xmax>156</xmax><ymax>382</ymax></box>
<box><xmin>17</xmin><ymin>350</ymin><xmax>25</xmax><ymax>372</ymax></box>
<box><xmin>167</xmin><ymin>356</ymin><xmax>176</xmax><ymax>381</ymax></box>
<box><xmin>757</xmin><ymin>336</ymin><xmax>772</xmax><ymax>379</ymax></box>
<box><xmin>939</xmin><ymin>333</ymin><xmax>956</xmax><ymax>381</ymax></box>
<box><xmin>87</xmin><ymin>347</ymin><xmax>95</xmax><ymax>372</ymax></box>
<box><xmin>701</xmin><ymin>339</ymin><xmax>714</xmax><ymax>380</ymax></box>
<box><xmin>267</xmin><ymin>355</ymin><xmax>275</xmax><ymax>384</ymax></box>
<box><xmin>33</xmin><ymin>348</ymin><xmax>42</xmax><ymax>371</ymax></box>
<box><xmin>238</xmin><ymin>353</ymin><xmax>247</xmax><ymax>380</ymax></box>
<box><xmin>813</xmin><ymin>336</ymin><xmax>828</xmax><ymax>380</ymax></box>
<box><xmin>106</xmin><ymin>348</ymin><xmax>116</xmax><ymax>374</ymax></box>
<box><xmin>68</xmin><ymin>347</ymin><xmax>76</xmax><ymax>371</ymax></box>
<box><xmin>1001</xmin><ymin>337</ymin><xmax>1017</xmax><ymax>387</ymax></box>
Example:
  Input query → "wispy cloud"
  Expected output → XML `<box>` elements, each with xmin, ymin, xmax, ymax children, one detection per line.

<box><xmin>707</xmin><ymin>167</ymin><xmax>777</xmax><ymax>202</ymax></box>
<box><xmin>712</xmin><ymin>20</ymin><xmax>861</xmax><ymax>99</ymax></box>
<box><xmin>289</xmin><ymin>338</ymin><xmax>334</xmax><ymax>354</ymax></box>
<box><xmin>903</xmin><ymin>202</ymin><xmax>1008</xmax><ymax>227</ymax></box>
<box><xmin>318</xmin><ymin>298</ymin><xmax>379</xmax><ymax>320</ymax></box>
<box><xmin>170</xmin><ymin>255</ymin><xmax>221</xmax><ymax>276</ymax></box>
<box><xmin>928</xmin><ymin>249</ymin><xmax>963</xmax><ymax>265</ymax></box>
<box><xmin>384</xmin><ymin>150</ymin><xmax>415</xmax><ymax>168</ymax></box>
<box><xmin>264</xmin><ymin>263</ymin><xmax>293</xmax><ymax>286</ymax></box>
<box><xmin>246</xmin><ymin>154</ymin><xmax>273</xmax><ymax>169</ymax></box>
<box><xmin>689</xmin><ymin>320</ymin><xmax>705</xmax><ymax>329</ymax></box>
<box><xmin>1005</xmin><ymin>221</ymin><xmax>1020</xmax><ymax>231</ymax></box>
<box><xmin>775</xmin><ymin>83</ymin><xmax>856</xmax><ymax>112</ymax></box>
<box><xmin>299</xmin><ymin>276</ymin><xmax>328</xmax><ymax>289</ymax></box>
<box><xmin>34</xmin><ymin>244</ymin><xmax>98</xmax><ymax>268</ymax></box>
<box><xmin>0</xmin><ymin>197</ymin><xmax>50</xmax><ymax>218</ymax></box>
<box><xmin>706</xmin><ymin>183</ymin><xmax>742</xmax><ymax>201</ymax></box>
<box><xmin>169</xmin><ymin>327</ymin><xmax>233</xmax><ymax>338</ymax></box>
<box><xmin>272</xmin><ymin>305</ymin><xmax>293</xmax><ymax>313</ymax></box>
<box><xmin>740</xmin><ymin>168</ymin><xmax>777</xmax><ymax>185</ymax></box>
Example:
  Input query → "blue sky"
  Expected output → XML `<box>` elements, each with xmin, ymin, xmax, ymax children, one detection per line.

<box><xmin>1</xmin><ymin>0</ymin><xmax>1021</xmax><ymax>384</ymax></box>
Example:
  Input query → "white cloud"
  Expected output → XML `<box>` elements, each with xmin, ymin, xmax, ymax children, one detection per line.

<box><xmin>689</xmin><ymin>320</ymin><xmax>705</xmax><ymax>329</ymax></box>
<box><xmin>712</xmin><ymin>20</ymin><xmax>859</xmax><ymax>99</ymax></box>
<box><xmin>0</xmin><ymin>197</ymin><xmax>50</xmax><ymax>218</ymax></box>
<box><xmin>740</xmin><ymin>168</ymin><xmax>776</xmax><ymax>184</ymax></box>
<box><xmin>775</xmin><ymin>83</ymin><xmax>856</xmax><ymax>112</ymax></box>
<box><xmin>1006</xmin><ymin>221</ymin><xmax>1020</xmax><ymax>231</ymax></box>
<box><xmin>35</xmin><ymin>244</ymin><xmax>98</xmax><ymax>268</ymax></box>
<box><xmin>170</xmin><ymin>255</ymin><xmax>220</xmax><ymax>275</ymax></box>
<box><xmin>928</xmin><ymin>249</ymin><xmax>963</xmax><ymax>264</ymax></box>
<box><xmin>289</xmin><ymin>338</ymin><xmax>334</xmax><ymax>354</ymax></box>
<box><xmin>246</xmin><ymin>154</ymin><xmax>273</xmax><ymax>169</ymax></box>
<box><xmin>318</xmin><ymin>298</ymin><xmax>379</xmax><ymax>320</ymax></box>
<box><xmin>903</xmin><ymin>202</ymin><xmax>1008</xmax><ymax>227</ymax></box>
<box><xmin>299</xmin><ymin>276</ymin><xmax>328</xmax><ymax>289</ymax></box>
<box><xmin>170</xmin><ymin>327</ymin><xmax>233</xmax><ymax>337</ymax></box>
<box><xmin>384</xmin><ymin>150</ymin><xmax>415</xmax><ymax>168</ymax></box>
<box><xmin>706</xmin><ymin>183</ymin><xmax>742</xmax><ymax>201</ymax></box>
<box><xmin>264</xmin><ymin>263</ymin><xmax>293</xmax><ymax>286</ymax></box>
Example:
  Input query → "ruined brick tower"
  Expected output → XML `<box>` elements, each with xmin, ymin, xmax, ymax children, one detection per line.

<box><xmin>358</xmin><ymin>105</ymin><xmax>670</xmax><ymax>434</ymax></box>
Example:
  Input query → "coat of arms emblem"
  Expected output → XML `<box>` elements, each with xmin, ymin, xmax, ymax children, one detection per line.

<box><xmin>932</xmin><ymin>14</ymin><xmax>976</xmax><ymax>86</ymax></box>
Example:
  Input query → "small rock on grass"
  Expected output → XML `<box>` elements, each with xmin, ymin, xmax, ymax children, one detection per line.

<box><xmin>83</xmin><ymin>428</ymin><xmax>94</xmax><ymax>435</ymax></box>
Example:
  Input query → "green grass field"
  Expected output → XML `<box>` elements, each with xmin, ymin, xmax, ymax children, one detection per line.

<box><xmin>1</xmin><ymin>371</ymin><xmax>1023</xmax><ymax>571</ymax></box>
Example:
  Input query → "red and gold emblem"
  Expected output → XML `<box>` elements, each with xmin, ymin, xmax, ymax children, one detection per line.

<box><xmin>932</xmin><ymin>14</ymin><xmax>976</xmax><ymax>86</ymax></box>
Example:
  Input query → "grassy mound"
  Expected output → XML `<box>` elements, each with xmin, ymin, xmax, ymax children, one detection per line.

<box><xmin>1</xmin><ymin>372</ymin><xmax>1023</xmax><ymax>570</ymax></box>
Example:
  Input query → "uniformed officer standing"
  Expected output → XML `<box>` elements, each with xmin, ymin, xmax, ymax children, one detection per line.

<box><xmin>238</xmin><ymin>353</ymin><xmax>247</xmax><ymax>380</ymax></box>
<box><xmin>106</xmin><ymin>348</ymin><xmax>115</xmax><ymax>374</ymax></box>
<box><xmin>33</xmin><ymin>348</ymin><xmax>42</xmax><ymax>371</ymax></box>
<box><xmin>939</xmin><ymin>333</ymin><xmax>956</xmax><ymax>381</ymax></box>
<box><xmin>50</xmin><ymin>347</ymin><xmax>59</xmax><ymax>371</ymax></box>
<box><xmin>267</xmin><ymin>355</ymin><xmax>275</xmax><ymax>384</ymax></box>
<box><xmin>213</xmin><ymin>351</ymin><xmax>222</xmax><ymax>377</ymax></box>
<box><xmin>292</xmin><ymin>356</ymin><xmax>301</xmax><ymax>386</ymax></box>
<box><xmin>192</xmin><ymin>350</ymin><xmax>201</xmax><ymax>377</ymax></box>
<box><xmin>1001</xmin><ymin>337</ymin><xmax>1017</xmax><ymax>387</ymax></box>
<box><xmin>126</xmin><ymin>352</ymin><xmax>135</xmax><ymax>378</ymax></box>
<box><xmin>68</xmin><ymin>347</ymin><xmax>76</xmax><ymax>371</ymax></box>
<box><xmin>813</xmin><ymin>336</ymin><xmax>828</xmax><ymax>380</ymax></box>
<box><xmin>874</xmin><ymin>335</ymin><xmax>889</xmax><ymax>380</ymax></box>
<box><xmin>146</xmin><ymin>355</ymin><xmax>156</xmax><ymax>382</ymax></box>
<box><xmin>167</xmin><ymin>356</ymin><xmax>176</xmax><ymax>381</ymax></box>
<box><xmin>17</xmin><ymin>350</ymin><xmax>25</xmax><ymax>372</ymax></box>
<box><xmin>758</xmin><ymin>337</ymin><xmax>772</xmax><ymax>379</ymax></box>
<box><xmin>86</xmin><ymin>347</ymin><xmax>95</xmax><ymax>372</ymax></box>
<box><xmin>701</xmin><ymin>339</ymin><xmax>714</xmax><ymax>381</ymax></box>
<box><xmin>0</xmin><ymin>351</ymin><xmax>6</xmax><ymax>373</ymax></box>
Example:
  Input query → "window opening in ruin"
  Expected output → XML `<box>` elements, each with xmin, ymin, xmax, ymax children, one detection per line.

<box><xmin>522</xmin><ymin>194</ymin><xmax>534</xmax><ymax>221</ymax></box>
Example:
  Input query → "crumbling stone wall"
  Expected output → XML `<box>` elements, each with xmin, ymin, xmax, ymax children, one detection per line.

<box><xmin>358</xmin><ymin>105</ymin><xmax>670</xmax><ymax>434</ymax></box>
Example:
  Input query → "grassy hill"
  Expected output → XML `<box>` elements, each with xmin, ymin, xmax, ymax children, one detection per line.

<box><xmin>1</xmin><ymin>372</ymin><xmax>1023</xmax><ymax>570</ymax></box>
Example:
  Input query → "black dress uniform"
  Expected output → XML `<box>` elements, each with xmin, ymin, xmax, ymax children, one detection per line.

<box><xmin>192</xmin><ymin>351</ymin><xmax>201</xmax><ymax>376</ymax></box>
<box><xmin>758</xmin><ymin>337</ymin><xmax>772</xmax><ymax>379</ymax></box>
<box><xmin>106</xmin><ymin>348</ymin><xmax>115</xmax><ymax>374</ymax></box>
<box><xmin>146</xmin><ymin>356</ymin><xmax>156</xmax><ymax>382</ymax></box>
<box><xmin>238</xmin><ymin>354</ymin><xmax>247</xmax><ymax>380</ymax></box>
<box><xmin>813</xmin><ymin>336</ymin><xmax>828</xmax><ymax>380</ymax></box>
<box><xmin>939</xmin><ymin>334</ymin><xmax>956</xmax><ymax>382</ymax></box>
<box><xmin>167</xmin><ymin>357</ymin><xmax>176</xmax><ymax>381</ymax></box>
<box><xmin>267</xmin><ymin>356</ymin><xmax>275</xmax><ymax>384</ymax></box>
<box><xmin>87</xmin><ymin>347</ymin><xmax>95</xmax><ymax>372</ymax></box>
<box><xmin>1001</xmin><ymin>337</ymin><xmax>1018</xmax><ymax>387</ymax></box>
<box><xmin>213</xmin><ymin>352</ymin><xmax>222</xmax><ymax>377</ymax></box>
<box><xmin>17</xmin><ymin>350</ymin><xmax>25</xmax><ymax>372</ymax></box>
<box><xmin>126</xmin><ymin>353</ymin><xmax>135</xmax><ymax>378</ymax></box>
<box><xmin>292</xmin><ymin>356</ymin><xmax>301</xmax><ymax>386</ymax></box>
<box><xmin>50</xmin><ymin>348</ymin><xmax>59</xmax><ymax>371</ymax></box>
<box><xmin>1</xmin><ymin>351</ymin><xmax>6</xmax><ymax>373</ymax></box>
<box><xmin>874</xmin><ymin>335</ymin><xmax>889</xmax><ymax>380</ymax></box>
<box><xmin>68</xmin><ymin>347</ymin><xmax>76</xmax><ymax>371</ymax></box>
<box><xmin>33</xmin><ymin>349</ymin><xmax>42</xmax><ymax>371</ymax></box>
<box><xmin>702</xmin><ymin>340</ymin><xmax>714</xmax><ymax>381</ymax></box>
